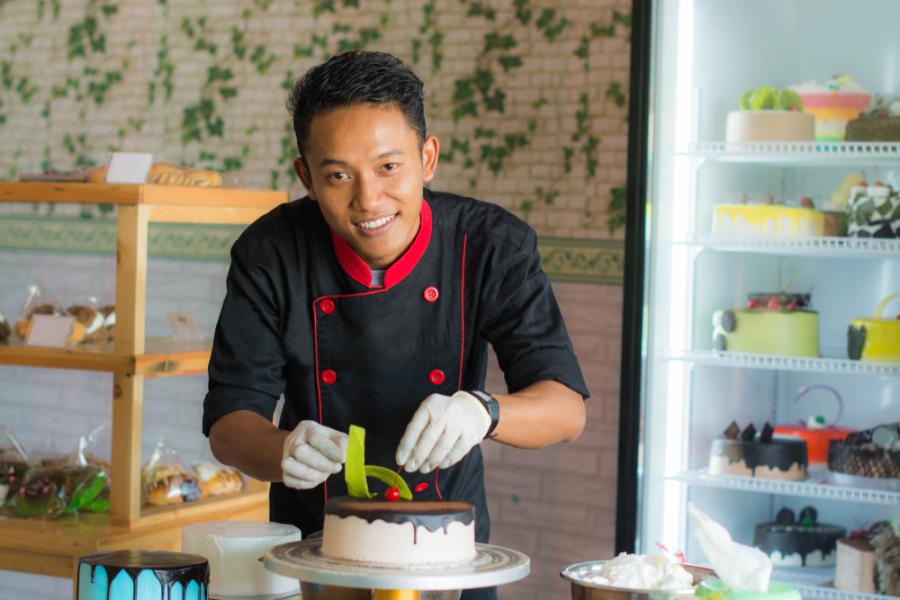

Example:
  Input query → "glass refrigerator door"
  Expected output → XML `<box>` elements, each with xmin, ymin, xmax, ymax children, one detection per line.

<box><xmin>631</xmin><ymin>0</ymin><xmax>900</xmax><ymax>597</ymax></box>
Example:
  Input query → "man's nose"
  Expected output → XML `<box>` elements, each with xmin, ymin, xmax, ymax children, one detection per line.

<box><xmin>353</xmin><ymin>173</ymin><xmax>383</xmax><ymax>211</ymax></box>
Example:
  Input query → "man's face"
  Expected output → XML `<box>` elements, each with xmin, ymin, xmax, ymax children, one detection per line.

<box><xmin>295</xmin><ymin>103</ymin><xmax>439</xmax><ymax>269</ymax></box>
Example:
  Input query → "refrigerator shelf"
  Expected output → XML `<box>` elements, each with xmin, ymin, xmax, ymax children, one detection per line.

<box><xmin>677</xmin><ymin>236</ymin><xmax>900</xmax><ymax>259</ymax></box>
<box><xmin>772</xmin><ymin>566</ymin><xmax>889</xmax><ymax>600</ymax></box>
<box><xmin>672</xmin><ymin>469</ymin><xmax>900</xmax><ymax>505</ymax></box>
<box><xmin>671</xmin><ymin>351</ymin><xmax>900</xmax><ymax>377</ymax></box>
<box><xmin>683</xmin><ymin>141</ymin><xmax>900</xmax><ymax>165</ymax></box>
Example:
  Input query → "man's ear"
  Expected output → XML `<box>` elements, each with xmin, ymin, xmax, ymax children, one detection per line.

<box><xmin>294</xmin><ymin>156</ymin><xmax>317</xmax><ymax>200</ymax></box>
<box><xmin>421</xmin><ymin>135</ymin><xmax>440</xmax><ymax>183</ymax></box>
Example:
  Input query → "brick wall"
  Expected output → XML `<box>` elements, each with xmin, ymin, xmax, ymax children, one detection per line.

<box><xmin>0</xmin><ymin>1</ymin><xmax>628</xmax><ymax>597</ymax></box>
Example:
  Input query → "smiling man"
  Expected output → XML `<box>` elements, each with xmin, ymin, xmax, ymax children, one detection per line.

<box><xmin>203</xmin><ymin>51</ymin><xmax>588</xmax><ymax>600</ymax></box>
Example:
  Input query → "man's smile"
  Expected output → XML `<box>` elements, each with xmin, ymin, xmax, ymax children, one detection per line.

<box><xmin>355</xmin><ymin>212</ymin><xmax>398</xmax><ymax>234</ymax></box>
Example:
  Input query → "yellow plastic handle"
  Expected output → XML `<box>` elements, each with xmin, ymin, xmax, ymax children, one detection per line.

<box><xmin>874</xmin><ymin>292</ymin><xmax>900</xmax><ymax>319</ymax></box>
<box><xmin>372</xmin><ymin>590</ymin><xmax>420</xmax><ymax>600</ymax></box>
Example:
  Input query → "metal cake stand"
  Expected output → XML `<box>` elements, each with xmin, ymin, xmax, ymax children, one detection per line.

<box><xmin>263</xmin><ymin>539</ymin><xmax>530</xmax><ymax>591</ymax></box>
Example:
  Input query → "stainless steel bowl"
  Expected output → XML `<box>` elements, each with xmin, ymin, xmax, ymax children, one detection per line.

<box><xmin>560</xmin><ymin>561</ymin><xmax>714</xmax><ymax>600</ymax></box>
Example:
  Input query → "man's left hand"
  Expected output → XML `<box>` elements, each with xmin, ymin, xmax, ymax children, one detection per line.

<box><xmin>396</xmin><ymin>391</ymin><xmax>491</xmax><ymax>474</ymax></box>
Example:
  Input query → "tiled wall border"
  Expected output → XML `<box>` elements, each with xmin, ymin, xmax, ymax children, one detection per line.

<box><xmin>0</xmin><ymin>215</ymin><xmax>624</xmax><ymax>284</ymax></box>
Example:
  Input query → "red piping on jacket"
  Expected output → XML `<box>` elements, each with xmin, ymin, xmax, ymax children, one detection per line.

<box><xmin>313</xmin><ymin>199</ymin><xmax>432</xmax><ymax>504</ymax></box>
<box><xmin>457</xmin><ymin>234</ymin><xmax>468</xmax><ymax>390</ymax></box>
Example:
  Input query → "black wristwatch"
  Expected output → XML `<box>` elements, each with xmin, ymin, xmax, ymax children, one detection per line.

<box><xmin>470</xmin><ymin>390</ymin><xmax>500</xmax><ymax>438</ymax></box>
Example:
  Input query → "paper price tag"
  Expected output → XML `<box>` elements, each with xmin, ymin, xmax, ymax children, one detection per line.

<box><xmin>106</xmin><ymin>152</ymin><xmax>154</xmax><ymax>184</ymax></box>
<box><xmin>167</xmin><ymin>312</ymin><xmax>205</xmax><ymax>342</ymax></box>
<box><xmin>25</xmin><ymin>314</ymin><xmax>75</xmax><ymax>348</ymax></box>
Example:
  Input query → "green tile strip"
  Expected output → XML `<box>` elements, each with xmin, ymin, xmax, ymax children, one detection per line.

<box><xmin>0</xmin><ymin>216</ymin><xmax>624</xmax><ymax>283</ymax></box>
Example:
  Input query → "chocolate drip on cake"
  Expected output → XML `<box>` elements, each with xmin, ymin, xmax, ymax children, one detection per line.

<box><xmin>80</xmin><ymin>550</ymin><xmax>209</xmax><ymax>600</ymax></box>
<box><xmin>754</xmin><ymin>507</ymin><xmax>845</xmax><ymax>566</ymax></box>
<box><xmin>325</xmin><ymin>497</ymin><xmax>475</xmax><ymax>535</ymax></box>
<box><xmin>711</xmin><ymin>437</ymin><xmax>807</xmax><ymax>475</ymax></box>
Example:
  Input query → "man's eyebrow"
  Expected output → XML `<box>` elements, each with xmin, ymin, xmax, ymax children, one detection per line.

<box><xmin>317</xmin><ymin>149</ymin><xmax>402</xmax><ymax>168</ymax></box>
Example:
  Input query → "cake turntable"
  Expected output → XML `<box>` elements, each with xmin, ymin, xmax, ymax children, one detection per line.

<box><xmin>263</xmin><ymin>539</ymin><xmax>530</xmax><ymax>599</ymax></box>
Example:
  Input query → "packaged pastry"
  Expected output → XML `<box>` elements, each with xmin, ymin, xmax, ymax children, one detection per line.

<box><xmin>15</xmin><ymin>284</ymin><xmax>85</xmax><ymax>345</ymax></box>
<box><xmin>142</xmin><ymin>440</ymin><xmax>201</xmax><ymax>506</ymax></box>
<box><xmin>9</xmin><ymin>464</ymin><xmax>108</xmax><ymax>518</ymax></box>
<box><xmin>0</xmin><ymin>310</ymin><xmax>10</xmax><ymax>342</ymax></box>
<box><xmin>194</xmin><ymin>462</ymin><xmax>244</xmax><ymax>498</ymax></box>
<box><xmin>67</xmin><ymin>298</ymin><xmax>114</xmax><ymax>344</ymax></box>
<box><xmin>0</xmin><ymin>428</ymin><xmax>32</xmax><ymax>508</ymax></box>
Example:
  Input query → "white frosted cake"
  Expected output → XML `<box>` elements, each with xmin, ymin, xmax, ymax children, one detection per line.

<box><xmin>321</xmin><ymin>497</ymin><xmax>476</xmax><ymax>566</ymax></box>
<box><xmin>181</xmin><ymin>520</ymin><xmax>302</xmax><ymax>597</ymax></box>
<box><xmin>726</xmin><ymin>110</ymin><xmax>815</xmax><ymax>142</ymax></box>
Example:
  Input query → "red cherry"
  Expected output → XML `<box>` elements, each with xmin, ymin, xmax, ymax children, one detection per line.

<box><xmin>767</xmin><ymin>296</ymin><xmax>781</xmax><ymax>310</ymax></box>
<box><xmin>747</xmin><ymin>298</ymin><xmax>760</xmax><ymax>309</ymax></box>
<box><xmin>800</xmin><ymin>196</ymin><xmax>813</xmax><ymax>208</ymax></box>
<box><xmin>385</xmin><ymin>486</ymin><xmax>400</xmax><ymax>502</ymax></box>
<box><xmin>787</xmin><ymin>300</ymin><xmax>799</xmax><ymax>310</ymax></box>
<box><xmin>414</xmin><ymin>482</ymin><xmax>429</xmax><ymax>493</ymax></box>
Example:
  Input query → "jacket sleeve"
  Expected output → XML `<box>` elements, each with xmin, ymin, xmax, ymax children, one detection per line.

<box><xmin>480</xmin><ymin>227</ymin><xmax>590</xmax><ymax>400</ymax></box>
<box><xmin>203</xmin><ymin>238</ymin><xmax>286</xmax><ymax>436</ymax></box>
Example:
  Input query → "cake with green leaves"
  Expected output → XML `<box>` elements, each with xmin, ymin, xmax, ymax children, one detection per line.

<box><xmin>726</xmin><ymin>86</ymin><xmax>815</xmax><ymax>142</ymax></box>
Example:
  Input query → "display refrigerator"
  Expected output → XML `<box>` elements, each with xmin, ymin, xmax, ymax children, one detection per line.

<box><xmin>616</xmin><ymin>1</ymin><xmax>900</xmax><ymax>598</ymax></box>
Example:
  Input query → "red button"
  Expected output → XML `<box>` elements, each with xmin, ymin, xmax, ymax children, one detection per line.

<box><xmin>428</xmin><ymin>369</ymin><xmax>445</xmax><ymax>385</ymax></box>
<box><xmin>321</xmin><ymin>369</ymin><xmax>337</xmax><ymax>384</ymax></box>
<box><xmin>423</xmin><ymin>286</ymin><xmax>439</xmax><ymax>303</ymax></box>
<box><xmin>320</xmin><ymin>299</ymin><xmax>335</xmax><ymax>314</ymax></box>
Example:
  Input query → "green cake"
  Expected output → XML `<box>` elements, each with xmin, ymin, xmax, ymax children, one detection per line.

<box><xmin>713</xmin><ymin>293</ymin><xmax>819</xmax><ymax>358</ymax></box>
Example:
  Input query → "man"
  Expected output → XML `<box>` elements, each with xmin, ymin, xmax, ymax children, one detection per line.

<box><xmin>204</xmin><ymin>51</ymin><xmax>588</xmax><ymax>599</ymax></box>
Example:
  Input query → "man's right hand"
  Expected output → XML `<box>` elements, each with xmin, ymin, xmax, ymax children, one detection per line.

<box><xmin>281</xmin><ymin>421</ymin><xmax>348</xmax><ymax>490</ymax></box>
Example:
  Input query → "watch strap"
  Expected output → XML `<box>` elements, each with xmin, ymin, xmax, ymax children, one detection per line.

<box><xmin>470</xmin><ymin>390</ymin><xmax>500</xmax><ymax>438</ymax></box>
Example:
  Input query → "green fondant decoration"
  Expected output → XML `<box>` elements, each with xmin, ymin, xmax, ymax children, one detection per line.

<box><xmin>364</xmin><ymin>465</ymin><xmax>412</xmax><ymax>500</ymax></box>
<box><xmin>345</xmin><ymin>425</ymin><xmax>413</xmax><ymax>501</ymax></box>
<box><xmin>346</xmin><ymin>425</ymin><xmax>376</xmax><ymax>499</ymax></box>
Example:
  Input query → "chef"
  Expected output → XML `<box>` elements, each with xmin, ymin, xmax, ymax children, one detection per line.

<box><xmin>203</xmin><ymin>50</ymin><xmax>588</xmax><ymax>599</ymax></box>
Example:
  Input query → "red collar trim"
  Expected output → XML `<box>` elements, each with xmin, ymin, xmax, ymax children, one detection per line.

<box><xmin>331</xmin><ymin>198</ymin><xmax>432</xmax><ymax>289</ymax></box>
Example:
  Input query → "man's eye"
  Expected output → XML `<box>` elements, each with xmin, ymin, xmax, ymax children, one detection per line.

<box><xmin>328</xmin><ymin>172</ymin><xmax>349</xmax><ymax>181</ymax></box>
<box><xmin>383</xmin><ymin>162</ymin><xmax>398</xmax><ymax>171</ymax></box>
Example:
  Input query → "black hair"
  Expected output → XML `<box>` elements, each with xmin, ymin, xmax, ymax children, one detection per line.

<box><xmin>286</xmin><ymin>51</ymin><xmax>426</xmax><ymax>157</ymax></box>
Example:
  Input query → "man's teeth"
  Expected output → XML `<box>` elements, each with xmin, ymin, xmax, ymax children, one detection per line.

<box><xmin>358</xmin><ymin>214</ymin><xmax>395</xmax><ymax>230</ymax></box>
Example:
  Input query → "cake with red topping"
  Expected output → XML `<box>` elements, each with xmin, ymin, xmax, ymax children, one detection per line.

<box><xmin>712</xmin><ymin>293</ymin><xmax>820</xmax><ymax>358</ymax></box>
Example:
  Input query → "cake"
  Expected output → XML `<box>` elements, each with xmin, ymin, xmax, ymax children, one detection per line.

<box><xmin>846</xmin><ymin>95</ymin><xmax>900</xmax><ymax>141</ymax></box>
<box><xmin>791</xmin><ymin>75</ymin><xmax>870</xmax><ymax>141</ymax></box>
<box><xmin>0</xmin><ymin>310</ymin><xmax>9</xmax><ymax>342</ymax></box>
<box><xmin>835</xmin><ymin>535</ymin><xmax>877</xmax><ymax>593</ymax></box>
<box><xmin>828</xmin><ymin>422</ymin><xmax>900</xmax><ymax>481</ymax></box>
<box><xmin>725</xmin><ymin>86</ymin><xmax>814</xmax><ymax>142</ymax></box>
<box><xmin>712</xmin><ymin>293</ymin><xmax>820</xmax><ymax>357</ymax></box>
<box><xmin>754</xmin><ymin>507</ymin><xmax>845</xmax><ymax>567</ymax></box>
<box><xmin>848</xmin><ymin>293</ymin><xmax>900</xmax><ymax>363</ymax></box>
<box><xmin>77</xmin><ymin>550</ymin><xmax>209</xmax><ymax>600</ymax></box>
<box><xmin>181</xmin><ymin>520</ymin><xmax>301</xmax><ymax>597</ymax></box>
<box><xmin>712</xmin><ymin>202</ymin><xmax>825</xmax><ymax>237</ymax></box>
<box><xmin>869</xmin><ymin>521</ymin><xmax>900</xmax><ymax>596</ymax></box>
<box><xmin>321</xmin><ymin>496</ymin><xmax>476</xmax><ymax>566</ymax></box>
<box><xmin>847</xmin><ymin>181</ymin><xmax>900</xmax><ymax>238</ymax></box>
<box><xmin>708</xmin><ymin>422</ymin><xmax>808</xmax><ymax>480</ymax></box>
<box><xmin>775</xmin><ymin>384</ymin><xmax>855</xmax><ymax>465</ymax></box>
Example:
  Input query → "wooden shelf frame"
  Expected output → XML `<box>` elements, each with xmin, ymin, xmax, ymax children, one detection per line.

<box><xmin>0</xmin><ymin>182</ymin><xmax>285</xmax><ymax>578</ymax></box>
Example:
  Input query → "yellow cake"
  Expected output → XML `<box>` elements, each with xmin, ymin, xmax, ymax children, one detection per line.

<box><xmin>713</xmin><ymin>204</ymin><xmax>825</xmax><ymax>237</ymax></box>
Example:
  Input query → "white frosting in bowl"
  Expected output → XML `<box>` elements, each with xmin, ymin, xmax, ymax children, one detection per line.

<box><xmin>575</xmin><ymin>553</ymin><xmax>695</xmax><ymax>592</ymax></box>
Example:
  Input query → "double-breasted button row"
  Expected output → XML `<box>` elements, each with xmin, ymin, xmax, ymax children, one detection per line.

<box><xmin>320</xmin><ymin>368</ymin><xmax>445</xmax><ymax>386</ymax></box>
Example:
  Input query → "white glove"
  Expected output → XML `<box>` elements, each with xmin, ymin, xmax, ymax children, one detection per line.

<box><xmin>395</xmin><ymin>391</ymin><xmax>491</xmax><ymax>474</ymax></box>
<box><xmin>281</xmin><ymin>421</ymin><xmax>348</xmax><ymax>490</ymax></box>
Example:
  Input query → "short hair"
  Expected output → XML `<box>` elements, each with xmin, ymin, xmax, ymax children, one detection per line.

<box><xmin>286</xmin><ymin>51</ymin><xmax>426</xmax><ymax>157</ymax></box>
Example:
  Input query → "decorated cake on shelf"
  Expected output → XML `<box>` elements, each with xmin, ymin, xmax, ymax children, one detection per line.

<box><xmin>774</xmin><ymin>385</ymin><xmax>855</xmax><ymax>466</ymax></box>
<box><xmin>77</xmin><ymin>550</ymin><xmax>209</xmax><ymax>600</ymax></box>
<box><xmin>754</xmin><ymin>507</ymin><xmax>845</xmax><ymax>567</ymax></box>
<box><xmin>791</xmin><ymin>75</ymin><xmax>871</xmax><ymax>141</ymax></box>
<box><xmin>847</xmin><ymin>181</ymin><xmax>900</xmax><ymax>239</ymax></box>
<box><xmin>846</xmin><ymin>95</ymin><xmax>900</xmax><ymax>141</ymax></box>
<box><xmin>708</xmin><ymin>421</ymin><xmax>808</xmax><ymax>480</ymax></box>
<box><xmin>726</xmin><ymin>86</ymin><xmax>814</xmax><ymax>143</ymax></box>
<box><xmin>828</xmin><ymin>422</ymin><xmax>900</xmax><ymax>486</ymax></box>
<box><xmin>0</xmin><ymin>310</ymin><xmax>9</xmax><ymax>342</ymax></box>
<box><xmin>848</xmin><ymin>293</ymin><xmax>900</xmax><ymax>363</ymax></box>
<box><xmin>712</xmin><ymin>196</ymin><xmax>825</xmax><ymax>238</ymax></box>
<box><xmin>320</xmin><ymin>425</ymin><xmax>477</xmax><ymax>567</ymax></box>
<box><xmin>835</xmin><ymin>522</ymin><xmax>900</xmax><ymax>596</ymax></box>
<box><xmin>712</xmin><ymin>293</ymin><xmax>820</xmax><ymax>357</ymax></box>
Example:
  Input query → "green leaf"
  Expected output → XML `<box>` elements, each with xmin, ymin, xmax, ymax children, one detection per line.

<box><xmin>346</xmin><ymin>425</ymin><xmax>376</xmax><ymax>499</ymax></box>
<box><xmin>364</xmin><ymin>466</ymin><xmax>412</xmax><ymax>500</ymax></box>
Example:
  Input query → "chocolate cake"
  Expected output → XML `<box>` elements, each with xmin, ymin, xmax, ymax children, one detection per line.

<box><xmin>869</xmin><ymin>521</ymin><xmax>900</xmax><ymax>596</ymax></box>
<box><xmin>754</xmin><ymin>507</ymin><xmax>845</xmax><ymax>566</ymax></box>
<box><xmin>709</xmin><ymin>422</ymin><xmax>808</xmax><ymax>480</ymax></box>
<box><xmin>828</xmin><ymin>422</ymin><xmax>900</xmax><ymax>479</ymax></box>
<box><xmin>846</xmin><ymin>96</ymin><xmax>900</xmax><ymax>141</ymax></box>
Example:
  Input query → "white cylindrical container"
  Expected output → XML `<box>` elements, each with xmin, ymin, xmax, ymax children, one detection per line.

<box><xmin>182</xmin><ymin>520</ymin><xmax>302</xmax><ymax>597</ymax></box>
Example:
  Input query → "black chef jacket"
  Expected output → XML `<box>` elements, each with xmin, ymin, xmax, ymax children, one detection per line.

<box><xmin>203</xmin><ymin>189</ymin><xmax>588</xmax><ymax>597</ymax></box>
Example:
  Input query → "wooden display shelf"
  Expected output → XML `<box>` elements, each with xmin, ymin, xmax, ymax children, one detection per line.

<box><xmin>0</xmin><ymin>481</ymin><xmax>269</xmax><ymax>579</ymax></box>
<box><xmin>0</xmin><ymin>182</ymin><xmax>287</xmax><ymax>225</ymax></box>
<box><xmin>0</xmin><ymin>337</ymin><xmax>212</xmax><ymax>378</ymax></box>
